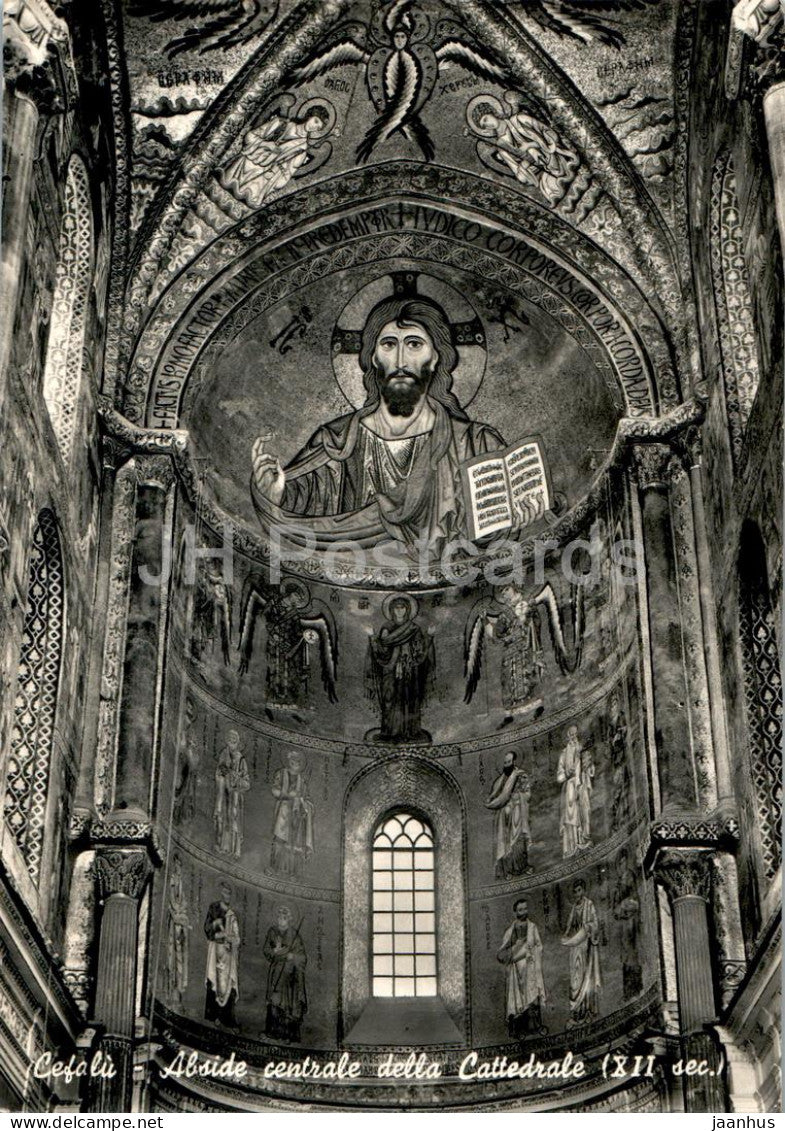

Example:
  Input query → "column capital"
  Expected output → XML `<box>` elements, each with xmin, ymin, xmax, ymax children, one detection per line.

<box><xmin>94</xmin><ymin>848</ymin><xmax>153</xmax><ymax>901</ymax></box>
<box><xmin>654</xmin><ymin>848</ymin><xmax>714</xmax><ymax>903</ymax></box>
<box><xmin>3</xmin><ymin>0</ymin><xmax>72</xmax><ymax>108</ymax></box>
<box><xmin>135</xmin><ymin>453</ymin><xmax>178</xmax><ymax>491</ymax></box>
<box><xmin>631</xmin><ymin>442</ymin><xmax>676</xmax><ymax>491</ymax></box>
<box><xmin>727</xmin><ymin>2</ymin><xmax>785</xmax><ymax>99</ymax></box>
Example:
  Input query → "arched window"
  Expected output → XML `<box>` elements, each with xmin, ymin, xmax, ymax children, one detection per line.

<box><xmin>738</xmin><ymin>523</ymin><xmax>782</xmax><ymax>881</ymax></box>
<box><xmin>42</xmin><ymin>155</ymin><xmax>93</xmax><ymax>465</ymax></box>
<box><xmin>372</xmin><ymin>813</ymin><xmax>437</xmax><ymax>998</ymax></box>
<box><xmin>3</xmin><ymin>510</ymin><xmax>64</xmax><ymax>885</ymax></box>
<box><xmin>709</xmin><ymin>151</ymin><xmax>761</xmax><ymax>466</ymax></box>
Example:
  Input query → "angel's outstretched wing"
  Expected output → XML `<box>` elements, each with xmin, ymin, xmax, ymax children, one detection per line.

<box><xmin>237</xmin><ymin>573</ymin><xmax>273</xmax><ymax>676</ymax></box>
<box><xmin>435</xmin><ymin>27</ymin><xmax>508</xmax><ymax>83</ymax></box>
<box><xmin>130</xmin><ymin>0</ymin><xmax>279</xmax><ymax>57</ymax></box>
<box><xmin>463</xmin><ymin>595</ymin><xmax>503</xmax><ymax>703</ymax></box>
<box><xmin>300</xmin><ymin>600</ymin><xmax>339</xmax><ymax>703</ymax></box>
<box><xmin>532</xmin><ymin>582</ymin><xmax>585</xmax><ymax>675</ymax></box>
<box><xmin>290</xmin><ymin>32</ymin><xmax>368</xmax><ymax>84</ymax></box>
<box><xmin>510</xmin><ymin>0</ymin><xmax>658</xmax><ymax>49</ymax></box>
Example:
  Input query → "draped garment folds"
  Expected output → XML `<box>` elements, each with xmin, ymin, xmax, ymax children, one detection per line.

<box><xmin>497</xmin><ymin>919</ymin><xmax>546</xmax><ymax>1027</ymax></box>
<box><xmin>204</xmin><ymin>901</ymin><xmax>240</xmax><ymax>1026</ymax></box>
<box><xmin>365</xmin><ymin>614</ymin><xmax>435</xmax><ymax>741</ymax></box>
<box><xmin>251</xmin><ymin>402</ymin><xmax>505</xmax><ymax>551</ymax></box>
<box><xmin>485</xmin><ymin>768</ymin><xmax>531</xmax><ymax>877</ymax></box>
<box><xmin>264</xmin><ymin>924</ymin><xmax>308</xmax><ymax>1042</ymax></box>
<box><xmin>561</xmin><ymin>894</ymin><xmax>602</xmax><ymax>1022</ymax></box>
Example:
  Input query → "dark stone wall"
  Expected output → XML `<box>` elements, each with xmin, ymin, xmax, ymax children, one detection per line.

<box><xmin>0</xmin><ymin>3</ymin><xmax>114</xmax><ymax>945</ymax></box>
<box><xmin>687</xmin><ymin>0</ymin><xmax>783</xmax><ymax>951</ymax></box>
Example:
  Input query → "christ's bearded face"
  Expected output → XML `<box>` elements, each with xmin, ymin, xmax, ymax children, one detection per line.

<box><xmin>373</xmin><ymin>320</ymin><xmax>438</xmax><ymax>417</ymax></box>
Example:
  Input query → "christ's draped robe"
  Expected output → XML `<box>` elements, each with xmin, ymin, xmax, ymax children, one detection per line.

<box><xmin>485</xmin><ymin>768</ymin><xmax>531</xmax><ymax>878</ymax></box>
<box><xmin>497</xmin><ymin>919</ymin><xmax>546</xmax><ymax>1037</ymax></box>
<box><xmin>251</xmin><ymin>402</ymin><xmax>505</xmax><ymax>549</ymax></box>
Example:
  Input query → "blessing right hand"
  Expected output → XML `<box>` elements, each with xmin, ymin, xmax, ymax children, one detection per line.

<box><xmin>252</xmin><ymin>436</ymin><xmax>286</xmax><ymax>506</ymax></box>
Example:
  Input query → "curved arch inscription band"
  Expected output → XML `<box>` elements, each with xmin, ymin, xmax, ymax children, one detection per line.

<box><xmin>138</xmin><ymin>185</ymin><xmax>665</xmax><ymax>433</ymax></box>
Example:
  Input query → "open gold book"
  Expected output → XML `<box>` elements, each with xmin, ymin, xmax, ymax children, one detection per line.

<box><xmin>461</xmin><ymin>435</ymin><xmax>552</xmax><ymax>541</ymax></box>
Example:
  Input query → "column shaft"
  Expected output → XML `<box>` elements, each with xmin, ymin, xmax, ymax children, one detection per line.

<box><xmin>91</xmin><ymin>893</ymin><xmax>138</xmax><ymax>1111</ymax></box>
<box><xmin>638</xmin><ymin>485</ymin><xmax>697</xmax><ymax>810</ymax></box>
<box><xmin>87</xmin><ymin>849</ymin><xmax>152</xmax><ymax>1113</ymax></box>
<box><xmin>688</xmin><ymin>463</ymin><xmax>733</xmax><ymax>801</ymax></box>
<box><xmin>116</xmin><ymin>481</ymin><xmax>169</xmax><ymax>810</ymax></box>
<box><xmin>763</xmin><ymin>82</ymin><xmax>785</xmax><ymax>256</ymax></box>
<box><xmin>0</xmin><ymin>93</ymin><xmax>39</xmax><ymax>388</ymax></box>
<box><xmin>672</xmin><ymin>895</ymin><xmax>716</xmax><ymax>1033</ymax></box>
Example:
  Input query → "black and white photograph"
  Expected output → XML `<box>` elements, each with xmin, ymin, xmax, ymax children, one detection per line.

<box><xmin>0</xmin><ymin>0</ymin><xmax>782</xmax><ymax>1117</ymax></box>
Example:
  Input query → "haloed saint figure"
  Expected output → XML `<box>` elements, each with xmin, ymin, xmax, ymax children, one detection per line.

<box><xmin>364</xmin><ymin>594</ymin><xmax>435</xmax><ymax>744</ymax></box>
<box><xmin>251</xmin><ymin>295</ymin><xmax>505</xmax><ymax>548</ymax></box>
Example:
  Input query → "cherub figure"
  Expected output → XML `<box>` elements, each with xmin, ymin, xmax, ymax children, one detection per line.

<box><xmin>291</xmin><ymin>1</ymin><xmax>509</xmax><ymax>162</ymax></box>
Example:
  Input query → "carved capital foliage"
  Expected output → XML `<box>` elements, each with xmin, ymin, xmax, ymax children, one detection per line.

<box><xmin>655</xmin><ymin>849</ymin><xmax>713</xmax><ymax>903</ymax></box>
<box><xmin>631</xmin><ymin>443</ymin><xmax>675</xmax><ymax>491</ymax></box>
<box><xmin>136</xmin><ymin>454</ymin><xmax>177</xmax><ymax>490</ymax></box>
<box><xmin>3</xmin><ymin>0</ymin><xmax>72</xmax><ymax>108</ymax></box>
<box><xmin>94</xmin><ymin>849</ymin><xmax>153</xmax><ymax>901</ymax></box>
<box><xmin>727</xmin><ymin>2</ymin><xmax>785</xmax><ymax>98</ymax></box>
<box><xmin>101</xmin><ymin>436</ymin><xmax>131</xmax><ymax>473</ymax></box>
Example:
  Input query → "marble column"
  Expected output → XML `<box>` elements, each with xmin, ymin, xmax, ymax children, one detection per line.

<box><xmin>682</xmin><ymin>434</ymin><xmax>733</xmax><ymax>803</ymax></box>
<box><xmin>115</xmin><ymin>458</ymin><xmax>177</xmax><ymax>812</ymax></box>
<box><xmin>631</xmin><ymin>444</ymin><xmax>698</xmax><ymax>812</ymax></box>
<box><xmin>88</xmin><ymin>848</ymin><xmax>152</xmax><ymax>1112</ymax></box>
<box><xmin>656</xmin><ymin>850</ymin><xmax>726</xmax><ymax>1113</ymax></box>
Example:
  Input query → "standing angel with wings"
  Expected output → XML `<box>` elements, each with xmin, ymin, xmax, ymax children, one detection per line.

<box><xmin>464</xmin><ymin>582</ymin><xmax>584</xmax><ymax>727</ymax></box>
<box><xmin>238</xmin><ymin>576</ymin><xmax>338</xmax><ymax>714</ymax></box>
<box><xmin>291</xmin><ymin>0</ymin><xmax>508</xmax><ymax>163</ymax></box>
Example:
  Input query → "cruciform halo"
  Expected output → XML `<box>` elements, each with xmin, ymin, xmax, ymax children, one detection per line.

<box><xmin>331</xmin><ymin>270</ymin><xmax>488</xmax><ymax>411</ymax></box>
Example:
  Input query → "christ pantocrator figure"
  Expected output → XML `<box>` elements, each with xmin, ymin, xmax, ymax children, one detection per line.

<box><xmin>251</xmin><ymin>296</ymin><xmax>505</xmax><ymax>549</ymax></box>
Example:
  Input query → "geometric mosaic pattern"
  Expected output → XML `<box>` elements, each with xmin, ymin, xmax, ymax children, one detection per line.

<box><xmin>3</xmin><ymin>509</ymin><xmax>64</xmax><ymax>886</ymax></box>
<box><xmin>710</xmin><ymin>151</ymin><xmax>761</xmax><ymax>467</ymax></box>
<box><xmin>42</xmin><ymin>156</ymin><xmax>93</xmax><ymax>465</ymax></box>
<box><xmin>738</xmin><ymin>539</ymin><xmax>783</xmax><ymax>880</ymax></box>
